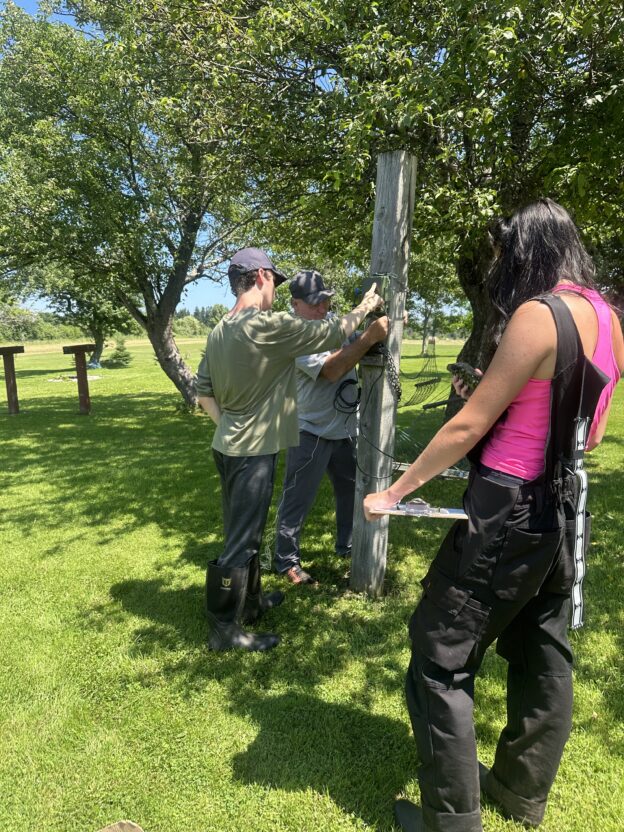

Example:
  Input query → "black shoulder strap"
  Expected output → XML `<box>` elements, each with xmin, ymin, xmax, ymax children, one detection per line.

<box><xmin>538</xmin><ymin>295</ymin><xmax>578</xmax><ymax>481</ymax></box>
<box><xmin>538</xmin><ymin>294</ymin><xmax>609</xmax><ymax>480</ymax></box>
<box><xmin>537</xmin><ymin>294</ymin><xmax>582</xmax><ymax>378</ymax></box>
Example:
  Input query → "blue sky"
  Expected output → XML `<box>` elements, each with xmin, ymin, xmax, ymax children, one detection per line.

<box><xmin>13</xmin><ymin>0</ymin><xmax>37</xmax><ymax>13</ymax></box>
<box><xmin>12</xmin><ymin>0</ymin><xmax>234</xmax><ymax>312</ymax></box>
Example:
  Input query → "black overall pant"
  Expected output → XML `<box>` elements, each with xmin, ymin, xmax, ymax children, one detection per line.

<box><xmin>406</xmin><ymin>467</ymin><xmax>573</xmax><ymax>832</ymax></box>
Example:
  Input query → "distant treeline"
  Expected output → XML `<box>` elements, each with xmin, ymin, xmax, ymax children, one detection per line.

<box><xmin>0</xmin><ymin>302</ymin><xmax>233</xmax><ymax>344</ymax></box>
<box><xmin>0</xmin><ymin>305</ymin><xmax>85</xmax><ymax>342</ymax></box>
<box><xmin>175</xmin><ymin>304</ymin><xmax>228</xmax><ymax>326</ymax></box>
<box><xmin>2</xmin><ymin>300</ymin><xmax>471</xmax><ymax>346</ymax></box>
<box><xmin>172</xmin><ymin>304</ymin><xmax>229</xmax><ymax>337</ymax></box>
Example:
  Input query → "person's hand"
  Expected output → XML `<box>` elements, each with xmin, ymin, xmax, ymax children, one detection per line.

<box><xmin>362</xmin><ymin>282</ymin><xmax>384</xmax><ymax>314</ymax></box>
<box><xmin>368</xmin><ymin>315</ymin><xmax>389</xmax><ymax>342</ymax></box>
<box><xmin>363</xmin><ymin>488</ymin><xmax>400</xmax><ymax>521</ymax></box>
<box><xmin>452</xmin><ymin>368</ymin><xmax>483</xmax><ymax>400</ymax></box>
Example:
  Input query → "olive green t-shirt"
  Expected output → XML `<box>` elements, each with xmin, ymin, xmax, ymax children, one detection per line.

<box><xmin>196</xmin><ymin>309</ymin><xmax>346</xmax><ymax>456</ymax></box>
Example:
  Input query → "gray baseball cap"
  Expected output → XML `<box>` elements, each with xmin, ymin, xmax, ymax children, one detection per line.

<box><xmin>289</xmin><ymin>270</ymin><xmax>335</xmax><ymax>304</ymax></box>
<box><xmin>228</xmin><ymin>247</ymin><xmax>288</xmax><ymax>286</ymax></box>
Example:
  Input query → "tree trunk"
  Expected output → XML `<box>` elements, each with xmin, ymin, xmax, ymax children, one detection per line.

<box><xmin>118</xmin><ymin>285</ymin><xmax>199</xmax><ymax>407</ymax></box>
<box><xmin>89</xmin><ymin>331</ymin><xmax>105</xmax><ymax>365</ymax></box>
<box><xmin>444</xmin><ymin>237</ymin><xmax>498</xmax><ymax>421</ymax></box>
<box><xmin>420</xmin><ymin>306</ymin><xmax>430</xmax><ymax>355</ymax></box>
<box><xmin>455</xmin><ymin>239</ymin><xmax>499</xmax><ymax>369</ymax></box>
<box><xmin>147</xmin><ymin>315</ymin><xmax>198</xmax><ymax>406</ymax></box>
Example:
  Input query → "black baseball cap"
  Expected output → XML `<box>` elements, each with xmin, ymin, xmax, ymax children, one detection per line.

<box><xmin>289</xmin><ymin>270</ymin><xmax>335</xmax><ymax>304</ymax></box>
<box><xmin>228</xmin><ymin>247</ymin><xmax>288</xmax><ymax>286</ymax></box>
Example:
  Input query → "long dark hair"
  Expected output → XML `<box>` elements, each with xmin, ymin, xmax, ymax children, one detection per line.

<box><xmin>488</xmin><ymin>198</ymin><xmax>596</xmax><ymax>321</ymax></box>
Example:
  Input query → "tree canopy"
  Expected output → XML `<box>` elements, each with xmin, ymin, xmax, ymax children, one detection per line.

<box><xmin>0</xmin><ymin>1</ymin><xmax>307</xmax><ymax>401</ymax></box>
<box><xmin>1</xmin><ymin>0</ymin><xmax>622</xmax><ymax>399</ymax></box>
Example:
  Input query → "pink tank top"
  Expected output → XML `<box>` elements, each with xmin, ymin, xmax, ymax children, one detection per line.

<box><xmin>481</xmin><ymin>286</ymin><xmax>620</xmax><ymax>479</ymax></box>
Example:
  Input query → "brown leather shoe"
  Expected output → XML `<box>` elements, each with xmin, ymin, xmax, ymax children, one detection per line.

<box><xmin>285</xmin><ymin>565</ymin><xmax>317</xmax><ymax>585</ymax></box>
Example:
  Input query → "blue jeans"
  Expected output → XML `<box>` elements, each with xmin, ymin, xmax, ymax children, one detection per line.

<box><xmin>274</xmin><ymin>431</ymin><xmax>356</xmax><ymax>572</ymax></box>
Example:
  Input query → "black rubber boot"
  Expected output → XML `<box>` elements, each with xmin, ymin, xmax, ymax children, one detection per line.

<box><xmin>243</xmin><ymin>554</ymin><xmax>285</xmax><ymax>624</ymax></box>
<box><xmin>205</xmin><ymin>560</ymin><xmax>280</xmax><ymax>652</ymax></box>
<box><xmin>394</xmin><ymin>800</ymin><xmax>429</xmax><ymax>831</ymax></box>
<box><xmin>478</xmin><ymin>762</ymin><xmax>489</xmax><ymax>796</ymax></box>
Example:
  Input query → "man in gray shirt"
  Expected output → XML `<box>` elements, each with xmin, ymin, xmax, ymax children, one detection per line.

<box><xmin>275</xmin><ymin>270</ymin><xmax>389</xmax><ymax>584</ymax></box>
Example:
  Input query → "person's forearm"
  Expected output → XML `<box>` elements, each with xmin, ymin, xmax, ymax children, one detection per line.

<box><xmin>320</xmin><ymin>328</ymin><xmax>381</xmax><ymax>382</ymax></box>
<box><xmin>340</xmin><ymin>298</ymin><xmax>379</xmax><ymax>338</ymax></box>
<box><xmin>386</xmin><ymin>417</ymin><xmax>484</xmax><ymax>502</ymax></box>
<box><xmin>198</xmin><ymin>396</ymin><xmax>221</xmax><ymax>424</ymax></box>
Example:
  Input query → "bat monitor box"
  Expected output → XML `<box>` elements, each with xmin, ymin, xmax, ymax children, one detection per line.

<box><xmin>360</xmin><ymin>274</ymin><xmax>390</xmax><ymax>311</ymax></box>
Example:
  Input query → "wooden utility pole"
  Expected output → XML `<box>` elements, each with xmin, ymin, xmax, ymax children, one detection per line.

<box><xmin>350</xmin><ymin>150</ymin><xmax>417</xmax><ymax>596</ymax></box>
<box><xmin>63</xmin><ymin>344</ymin><xmax>96</xmax><ymax>414</ymax></box>
<box><xmin>1</xmin><ymin>345</ymin><xmax>25</xmax><ymax>415</ymax></box>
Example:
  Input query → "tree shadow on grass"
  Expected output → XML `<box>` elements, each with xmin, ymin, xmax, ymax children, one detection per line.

<box><xmin>230</xmin><ymin>691</ymin><xmax>416</xmax><ymax>831</ymax></box>
<box><xmin>106</xmin><ymin>578</ymin><xmax>206</xmax><ymax>651</ymax></box>
<box><xmin>11</xmin><ymin>367</ymin><xmax>69</xmax><ymax>379</ymax></box>
<box><xmin>100</xmin><ymin>568</ymin><xmax>412</xmax><ymax>701</ymax></box>
<box><xmin>0</xmin><ymin>392</ymin><xmax>222</xmax><ymax>546</ymax></box>
<box><xmin>7</xmin><ymin>389</ymin><xmax>622</xmax><ymax>769</ymax></box>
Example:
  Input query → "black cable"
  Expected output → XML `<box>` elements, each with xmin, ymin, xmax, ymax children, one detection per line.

<box><xmin>333</xmin><ymin>378</ymin><xmax>360</xmax><ymax>414</ymax></box>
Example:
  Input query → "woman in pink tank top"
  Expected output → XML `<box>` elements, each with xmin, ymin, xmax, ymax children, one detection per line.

<box><xmin>363</xmin><ymin>199</ymin><xmax>624</xmax><ymax>832</ymax></box>
<box><xmin>481</xmin><ymin>282</ymin><xmax>620</xmax><ymax>478</ymax></box>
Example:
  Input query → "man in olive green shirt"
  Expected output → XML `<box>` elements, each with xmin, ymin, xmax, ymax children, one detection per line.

<box><xmin>196</xmin><ymin>247</ymin><xmax>382</xmax><ymax>652</ymax></box>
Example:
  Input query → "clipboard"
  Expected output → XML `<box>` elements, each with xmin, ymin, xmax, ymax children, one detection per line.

<box><xmin>369</xmin><ymin>497</ymin><xmax>468</xmax><ymax>520</ymax></box>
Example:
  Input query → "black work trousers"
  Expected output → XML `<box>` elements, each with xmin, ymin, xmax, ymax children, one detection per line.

<box><xmin>213</xmin><ymin>450</ymin><xmax>278</xmax><ymax>569</ymax></box>
<box><xmin>406</xmin><ymin>468</ymin><xmax>573</xmax><ymax>832</ymax></box>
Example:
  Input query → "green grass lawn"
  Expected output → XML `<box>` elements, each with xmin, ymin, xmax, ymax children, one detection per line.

<box><xmin>1</xmin><ymin>338</ymin><xmax>622</xmax><ymax>832</ymax></box>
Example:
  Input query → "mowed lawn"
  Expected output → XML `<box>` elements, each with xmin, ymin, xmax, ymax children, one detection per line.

<box><xmin>1</xmin><ymin>338</ymin><xmax>622</xmax><ymax>832</ymax></box>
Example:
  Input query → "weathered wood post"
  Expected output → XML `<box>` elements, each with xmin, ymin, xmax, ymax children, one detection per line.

<box><xmin>350</xmin><ymin>150</ymin><xmax>417</xmax><ymax>595</ymax></box>
<box><xmin>63</xmin><ymin>344</ymin><xmax>96</xmax><ymax>415</ymax></box>
<box><xmin>0</xmin><ymin>345</ymin><xmax>25</xmax><ymax>415</ymax></box>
